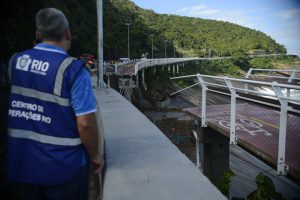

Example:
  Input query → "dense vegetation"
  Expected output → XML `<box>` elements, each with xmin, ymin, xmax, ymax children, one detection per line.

<box><xmin>181</xmin><ymin>55</ymin><xmax>299</xmax><ymax>77</ymax></box>
<box><xmin>0</xmin><ymin>0</ymin><xmax>98</xmax><ymax>63</ymax></box>
<box><xmin>1</xmin><ymin>0</ymin><xmax>288</xmax><ymax>63</ymax></box>
<box><xmin>105</xmin><ymin>0</ymin><xmax>287</xmax><ymax>59</ymax></box>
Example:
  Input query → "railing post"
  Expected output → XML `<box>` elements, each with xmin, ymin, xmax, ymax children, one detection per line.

<box><xmin>244</xmin><ymin>68</ymin><xmax>252</xmax><ymax>94</ymax></box>
<box><xmin>287</xmin><ymin>70</ymin><xmax>296</xmax><ymax>98</ymax></box>
<box><xmin>196</xmin><ymin>74</ymin><xmax>207</xmax><ymax>127</ymax></box>
<box><xmin>245</xmin><ymin>68</ymin><xmax>253</xmax><ymax>79</ymax></box>
<box><xmin>288</xmin><ymin>70</ymin><xmax>296</xmax><ymax>83</ymax></box>
<box><xmin>114</xmin><ymin>63</ymin><xmax>118</xmax><ymax>74</ymax></box>
<box><xmin>287</xmin><ymin>88</ymin><xmax>291</xmax><ymax>98</ymax></box>
<box><xmin>224</xmin><ymin>78</ymin><xmax>237</xmax><ymax>145</ymax></box>
<box><xmin>193</xmin><ymin>130</ymin><xmax>201</xmax><ymax>169</ymax></box>
<box><xmin>272</xmin><ymin>82</ymin><xmax>289</xmax><ymax>175</ymax></box>
<box><xmin>142</xmin><ymin>69</ymin><xmax>145</xmax><ymax>85</ymax></box>
<box><xmin>107</xmin><ymin>73</ymin><xmax>110</xmax><ymax>87</ymax></box>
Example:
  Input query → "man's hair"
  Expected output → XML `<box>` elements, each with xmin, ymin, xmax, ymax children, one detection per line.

<box><xmin>36</xmin><ymin>8</ymin><xmax>69</xmax><ymax>42</ymax></box>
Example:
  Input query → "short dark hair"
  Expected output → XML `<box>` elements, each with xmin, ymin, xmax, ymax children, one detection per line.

<box><xmin>35</xmin><ymin>8</ymin><xmax>69</xmax><ymax>42</ymax></box>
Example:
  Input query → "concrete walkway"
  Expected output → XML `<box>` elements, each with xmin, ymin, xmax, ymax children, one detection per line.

<box><xmin>96</xmin><ymin>87</ymin><xmax>226</xmax><ymax>200</ymax></box>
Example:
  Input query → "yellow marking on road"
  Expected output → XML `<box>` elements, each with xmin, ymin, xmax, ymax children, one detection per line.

<box><xmin>250</xmin><ymin>117</ymin><xmax>279</xmax><ymax>129</ymax></box>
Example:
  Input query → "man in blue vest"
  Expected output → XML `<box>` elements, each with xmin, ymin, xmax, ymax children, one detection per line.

<box><xmin>7</xmin><ymin>8</ymin><xmax>104</xmax><ymax>199</ymax></box>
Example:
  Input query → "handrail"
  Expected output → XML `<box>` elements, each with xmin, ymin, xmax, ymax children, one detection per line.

<box><xmin>247</xmin><ymin>74</ymin><xmax>300</xmax><ymax>80</ymax></box>
<box><xmin>133</xmin><ymin>57</ymin><xmax>230</xmax><ymax>75</ymax></box>
<box><xmin>171</xmin><ymin>76</ymin><xmax>300</xmax><ymax>109</ymax></box>
<box><xmin>134</xmin><ymin>58</ymin><xmax>197</xmax><ymax>75</ymax></box>
<box><xmin>172</xmin><ymin>74</ymin><xmax>300</xmax><ymax>111</ymax></box>
<box><xmin>248</xmin><ymin>68</ymin><xmax>300</xmax><ymax>72</ymax></box>
<box><xmin>245</xmin><ymin>68</ymin><xmax>300</xmax><ymax>84</ymax></box>
<box><xmin>171</xmin><ymin>74</ymin><xmax>300</xmax><ymax>91</ymax></box>
<box><xmin>131</xmin><ymin>54</ymin><xmax>287</xmax><ymax>76</ymax></box>
<box><xmin>171</xmin><ymin>73</ymin><xmax>300</xmax><ymax>176</ymax></box>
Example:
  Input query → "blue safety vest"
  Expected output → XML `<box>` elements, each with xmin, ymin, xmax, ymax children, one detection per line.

<box><xmin>7</xmin><ymin>46</ymin><xmax>87</xmax><ymax>185</ymax></box>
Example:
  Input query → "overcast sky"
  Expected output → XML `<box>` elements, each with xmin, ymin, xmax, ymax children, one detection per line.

<box><xmin>131</xmin><ymin>0</ymin><xmax>300</xmax><ymax>56</ymax></box>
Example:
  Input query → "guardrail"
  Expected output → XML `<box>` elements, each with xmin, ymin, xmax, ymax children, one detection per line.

<box><xmin>110</xmin><ymin>54</ymin><xmax>287</xmax><ymax>76</ymax></box>
<box><xmin>171</xmin><ymin>73</ymin><xmax>300</xmax><ymax>176</ymax></box>
<box><xmin>133</xmin><ymin>55</ymin><xmax>285</xmax><ymax>75</ymax></box>
<box><xmin>133</xmin><ymin>57</ymin><xmax>230</xmax><ymax>75</ymax></box>
<box><xmin>245</xmin><ymin>68</ymin><xmax>300</xmax><ymax>84</ymax></box>
<box><xmin>134</xmin><ymin>58</ymin><xmax>196</xmax><ymax>75</ymax></box>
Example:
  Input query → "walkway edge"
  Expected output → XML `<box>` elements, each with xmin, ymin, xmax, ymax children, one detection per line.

<box><xmin>95</xmin><ymin>88</ymin><xmax>226</xmax><ymax>200</ymax></box>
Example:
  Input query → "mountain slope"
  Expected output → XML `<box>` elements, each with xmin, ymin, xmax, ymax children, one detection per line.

<box><xmin>1</xmin><ymin>0</ymin><xmax>286</xmax><ymax>63</ymax></box>
<box><xmin>105</xmin><ymin>0</ymin><xmax>286</xmax><ymax>59</ymax></box>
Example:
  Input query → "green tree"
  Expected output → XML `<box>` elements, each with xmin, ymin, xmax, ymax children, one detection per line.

<box><xmin>247</xmin><ymin>173</ymin><xmax>286</xmax><ymax>200</ymax></box>
<box><xmin>217</xmin><ymin>169</ymin><xmax>235</xmax><ymax>196</ymax></box>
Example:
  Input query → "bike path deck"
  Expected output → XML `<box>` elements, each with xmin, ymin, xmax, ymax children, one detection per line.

<box><xmin>183</xmin><ymin>103</ymin><xmax>300</xmax><ymax>180</ymax></box>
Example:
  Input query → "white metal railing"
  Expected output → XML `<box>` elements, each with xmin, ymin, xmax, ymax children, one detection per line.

<box><xmin>134</xmin><ymin>58</ymin><xmax>196</xmax><ymax>75</ymax></box>
<box><xmin>133</xmin><ymin>57</ymin><xmax>231</xmax><ymax>75</ymax></box>
<box><xmin>192</xmin><ymin>130</ymin><xmax>201</xmax><ymax>170</ymax></box>
<box><xmin>114</xmin><ymin>55</ymin><xmax>287</xmax><ymax>76</ymax></box>
<box><xmin>245</xmin><ymin>68</ymin><xmax>300</xmax><ymax>83</ymax></box>
<box><xmin>133</xmin><ymin>55</ymin><xmax>286</xmax><ymax>76</ymax></box>
<box><xmin>171</xmin><ymin>73</ymin><xmax>300</xmax><ymax>176</ymax></box>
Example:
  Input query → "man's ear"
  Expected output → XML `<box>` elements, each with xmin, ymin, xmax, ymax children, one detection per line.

<box><xmin>34</xmin><ymin>31</ymin><xmax>42</xmax><ymax>44</ymax></box>
<box><xmin>65</xmin><ymin>30</ymin><xmax>72</xmax><ymax>41</ymax></box>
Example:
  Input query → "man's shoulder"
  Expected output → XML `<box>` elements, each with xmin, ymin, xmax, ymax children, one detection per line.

<box><xmin>10</xmin><ymin>48</ymin><xmax>66</xmax><ymax>61</ymax></box>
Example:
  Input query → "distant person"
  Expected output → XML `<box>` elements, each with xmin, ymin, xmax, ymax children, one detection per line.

<box><xmin>7</xmin><ymin>8</ymin><xmax>104</xmax><ymax>200</ymax></box>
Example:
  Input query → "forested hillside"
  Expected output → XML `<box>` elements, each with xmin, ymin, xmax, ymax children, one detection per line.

<box><xmin>1</xmin><ymin>0</ymin><xmax>286</xmax><ymax>63</ymax></box>
<box><xmin>106</xmin><ymin>0</ymin><xmax>286</xmax><ymax>59</ymax></box>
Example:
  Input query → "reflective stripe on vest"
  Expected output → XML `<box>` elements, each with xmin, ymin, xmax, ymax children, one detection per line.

<box><xmin>8</xmin><ymin>128</ymin><xmax>82</xmax><ymax>146</ymax></box>
<box><xmin>53</xmin><ymin>57</ymin><xmax>76</xmax><ymax>96</ymax></box>
<box><xmin>11</xmin><ymin>85</ymin><xmax>70</xmax><ymax>107</ymax></box>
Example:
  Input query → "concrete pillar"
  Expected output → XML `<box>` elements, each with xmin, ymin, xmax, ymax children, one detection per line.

<box><xmin>173</xmin><ymin>65</ymin><xmax>175</xmax><ymax>75</ymax></box>
<box><xmin>124</xmin><ymin>88</ymin><xmax>132</xmax><ymax>102</ymax></box>
<box><xmin>199</xmin><ymin>126</ymin><xmax>229</xmax><ymax>186</ymax></box>
<box><xmin>114</xmin><ymin>63</ymin><xmax>118</xmax><ymax>73</ymax></box>
<box><xmin>176</xmin><ymin>64</ymin><xmax>179</xmax><ymax>74</ymax></box>
<box><xmin>107</xmin><ymin>74</ymin><xmax>110</xmax><ymax>87</ymax></box>
<box><xmin>142</xmin><ymin>69</ymin><xmax>145</xmax><ymax>85</ymax></box>
<box><xmin>118</xmin><ymin>78</ymin><xmax>135</xmax><ymax>102</ymax></box>
<box><xmin>135</xmin><ymin>73</ymin><xmax>139</xmax><ymax>88</ymax></box>
<box><xmin>168</xmin><ymin>65</ymin><xmax>170</xmax><ymax>73</ymax></box>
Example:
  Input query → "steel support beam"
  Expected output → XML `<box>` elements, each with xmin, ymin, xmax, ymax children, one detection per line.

<box><xmin>224</xmin><ymin>78</ymin><xmax>237</xmax><ymax>145</ymax></box>
<box><xmin>272</xmin><ymin>82</ymin><xmax>289</xmax><ymax>175</ymax></box>
<box><xmin>196</xmin><ymin>74</ymin><xmax>207</xmax><ymax>127</ymax></box>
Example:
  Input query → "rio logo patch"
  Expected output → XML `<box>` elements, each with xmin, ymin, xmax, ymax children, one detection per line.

<box><xmin>16</xmin><ymin>54</ymin><xmax>49</xmax><ymax>75</ymax></box>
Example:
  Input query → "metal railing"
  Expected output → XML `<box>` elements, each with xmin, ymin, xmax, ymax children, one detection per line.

<box><xmin>134</xmin><ymin>58</ymin><xmax>196</xmax><ymax>75</ymax></box>
<box><xmin>133</xmin><ymin>55</ymin><xmax>286</xmax><ymax>75</ymax></box>
<box><xmin>133</xmin><ymin>57</ymin><xmax>230</xmax><ymax>75</ymax></box>
<box><xmin>245</xmin><ymin>68</ymin><xmax>300</xmax><ymax>84</ymax></box>
<box><xmin>171</xmin><ymin>73</ymin><xmax>300</xmax><ymax>176</ymax></box>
